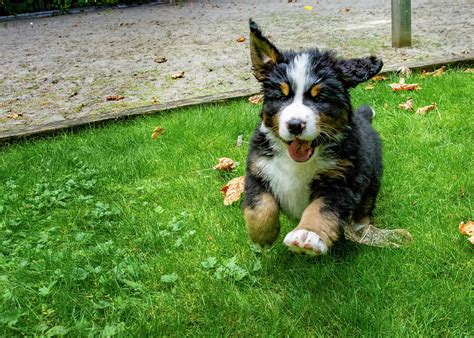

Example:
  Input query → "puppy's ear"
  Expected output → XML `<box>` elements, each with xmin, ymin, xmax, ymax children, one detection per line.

<box><xmin>249</xmin><ymin>19</ymin><xmax>283</xmax><ymax>81</ymax></box>
<box><xmin>338</xmin><ymin>56</ymin><xmax>383</xmax><ymax>88</ymax></box>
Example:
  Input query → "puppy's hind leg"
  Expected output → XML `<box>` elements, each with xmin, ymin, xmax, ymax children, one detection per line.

<box><xmin>352</xmin><ymin>182</ymin><xmax>380</xmax><ymax>231</ymax></box>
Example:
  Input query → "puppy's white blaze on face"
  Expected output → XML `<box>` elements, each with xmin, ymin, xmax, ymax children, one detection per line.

<box><xmin>279</xmin><ymin>53</ymin><xmax>318</xmax><ymax>141</ymax></box>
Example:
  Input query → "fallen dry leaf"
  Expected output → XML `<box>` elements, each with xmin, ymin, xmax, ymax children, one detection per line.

<box><xmin>371</xmin><ymin>75</ymin><xmax>386</xmax><ymax>82</ymax></box>
<box><xmin>248</xmin><ymin>94</ymin><xmax>263</xmax><ymax>104</ymax></box>
<box><xmin>459</xmin><ymin>221</ymin><xmax>474</xmax><ymax>245</ymax></box>
<box><xmin>171</xmin><ymin>71</ymin><xmax>185</xmax><ymax>79</ymax></box>
<box><xmin>464</xmin><ymin>68</ymin><xmax>474</xmax><ymax>73</ymax></box>
<box><xmin>151</xmin><ymin>126</ymin><xmax>164</xmax><ymax>140</ymax></box>
<box><xmin>213</xmin><ymin>157</ymin><xmax>236</xmax><ymax>171</ymax></box>
<box><xmin>236</xmin><ymin>36</ymin><xmax>246</xmax><ymax>43</ymax></box>
<box><xmin>399</xmin><ymin>98</ymin><xmax>413</xmax><ymax>110</ymax></box>
<box><xmin>416</xmin><ymin>103</ymin><xmax>437</xmax><ymax>115</ymax></box>
<box><xmin>221</xmin><ymin>176</ymin><xmax>245</xmax><ymax>206</ymax></box>
<box><xmin>397</xmin><ymin>66</ymin><xmax>412</xmax><ymax>77</ymax></box>
<box><xmin>459</xmin><ymin>220</ymin><xmax>474</xmax><ymax>236</ymax></box>
<box><xmin>421</xmin><ymin>66</ymin><xmax>446</xmax><ymax>77</ymax></box>
<box><xmin>365</xmin><ymin>83</ymin><xmax>375</xmax><ymax>90</ymax></box>
<box><xmin>154</xmin><ymin>56</ymin><xmax>167</xmax><ymax>63</ymax></box>
<box><xmin>344</xmin><ymin>223</ymin><xmax>412</xmax><ymax>248</ymax></box>
<box><xmin>236</xmin><ymin>134</ymin><xmax>243</xmax><ymax>147</ymax></box>
<box><xmin>106</xmin><ymin>95</ymin><xmax>125</xmax><ymax>101</ymax></box>
<box><xmin>7</xmin><ymin>113</ymin><xmax>23</xmax><ymax>119</ymax></box>
<box><xmin>389</xmin><ymin>80</ymin><xmax>420</xmax><ymax>92</ymax></box>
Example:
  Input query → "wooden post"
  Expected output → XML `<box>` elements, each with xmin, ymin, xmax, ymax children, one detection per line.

<box><xmin>392</xmin><ymin>0</ymin><xmax>411</xmax><ymax>47</ymax></box>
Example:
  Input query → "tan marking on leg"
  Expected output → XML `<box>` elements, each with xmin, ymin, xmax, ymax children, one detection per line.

<box><xmin>244</xmin><ymin>193</ymin><xmax>280</xmax><ymax>246</ymax></box>
<box><xmin>296</xmin><ymin>198</ymin><xmax>340</xmax><ymax>246</ymax></box>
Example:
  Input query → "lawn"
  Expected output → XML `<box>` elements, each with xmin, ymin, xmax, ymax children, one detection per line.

<box><xmin>0</xmin><ymin>68</ymin><xmax>472</xmax><ymax>336</ymax></box>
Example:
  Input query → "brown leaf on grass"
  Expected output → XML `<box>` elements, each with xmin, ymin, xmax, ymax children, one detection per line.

<box><xmin>213</xmin><ymin>157</ymin><xmax>236</xmax><ymax>171</ymax></box>
<box><xmin>106</xmin><ymin>95</ymin><xmax>125</xmax><ymax>101</ymax></box>
<box><xmin>389</xmin><ymin>80</ymin><xmax>420</xmax><ymax>92</ymax></box>
<box><xmin>371</xmin><ymin>75</ymin><xmax>386</xmax><ymax>82</ymax></box>
<box><xmin>220</xmin><ymin>176</ymin><xmax>245</xmax><ymax>206</ymax></box>
<box><xmin>421</xmin><ymin>66</ymin><xmax>446</xmax><ymax>77</ymax></box>
<box><xmin>459</xmin><ymin>220</ymin><xmax>474</xmax><ymax>236</ymax></box>
<box><xmin>399</xmin><ymin>98</ymin><xmax>413</xmax><ymax>110</ymax></box>
<box><xmin>154</xmin><ymin>56</ymin><xmax>167</xmax><ymax>63</ymax></box>
<box><xmin>171</xmin><ymin>71</ymin><xmax>185</xmax><ymax>79</ymax></box>
<box><xmin>416</xmin><ymin>103</ymin><xmax>437</xmax><ymax>115</ymax></box>
<box><xmin>365</xmin><ymin>83</ymin><xmax>375</xmax><ymax>90</ymax></box>
<box><xmin>236</xmin><ymin>36</ymin><xmax>246</xmax><ymax>43</ymax></box>
<box><xmin>397</xmin><ymin>66</ymin><xmax>412</xmax><ymax>78</ymax></box>
<box><xmin>459</xmin><ymin>220</ymin><xmax>474</xmax><ymax>246</ymax></box>
<box><xmin>248</xmin><ymin>94</ymin><xmax>263</xmax><ymax>104</ymax></box>
<box><xmin>7</xmin><ymin>112</ymin><xmax>23</xmax><ymax>119</ymax></box>
<box><xmin>464</xmin><ymin>68</ymin><xmax>474</xmax><ymax>73</ymax></box>
<box><xmin>151</xmin><ymin>126</ymin><xmax>164</xmax><ymax>140</ymax></box>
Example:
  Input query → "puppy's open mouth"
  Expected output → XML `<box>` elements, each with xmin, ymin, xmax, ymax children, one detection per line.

<box><xmin>287</xmin><ymin>138</ymin><xmax>314</xmax><ymax>162</ymax></box>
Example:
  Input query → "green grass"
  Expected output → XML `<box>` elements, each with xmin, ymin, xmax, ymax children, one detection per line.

<box><xmin>1</xmin><ymin>68</ymin><xmax>472</xmax><ymax>336</ymax></box>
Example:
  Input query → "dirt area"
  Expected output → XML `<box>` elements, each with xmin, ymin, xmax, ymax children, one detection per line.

<box><xmin>0</xmin><ymin>0</ymin><xmax>472</xmax><ymax>138</ymax></box>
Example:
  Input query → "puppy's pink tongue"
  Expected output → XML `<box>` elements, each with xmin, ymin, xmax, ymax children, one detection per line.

<box><xmin>288</xmin><ymin>139</ymin><xmax>313</xmax><ymax>162</ymax></box>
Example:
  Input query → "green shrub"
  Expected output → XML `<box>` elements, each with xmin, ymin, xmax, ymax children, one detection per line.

<box><xmin>0</xmin><ymin>0</ymin><xmax>153</xmax><ymax>16</ymax></box>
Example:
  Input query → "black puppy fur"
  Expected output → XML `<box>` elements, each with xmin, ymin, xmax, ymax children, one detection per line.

<box><xmin>243</xmin><ymin>20</ymin><xmax>383</xmax><ymax>254</ymax></box>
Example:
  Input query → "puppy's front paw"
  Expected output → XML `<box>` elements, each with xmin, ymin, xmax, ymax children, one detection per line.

<box><xmin>283</xmin><ymin>229</ymin><xmax>328</xmax><ymax>255</ymax></box>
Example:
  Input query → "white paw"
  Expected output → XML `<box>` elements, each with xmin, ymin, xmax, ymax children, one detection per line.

<box><xmin>283</xmin><ymin>229</ymin><xmax>328</xmax><ymax>255</ymax></box>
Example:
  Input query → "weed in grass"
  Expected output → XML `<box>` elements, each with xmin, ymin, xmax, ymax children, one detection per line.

<box><xmin>160</xmin><ymin>273</ymin><xmax>178</xmax><ymax>284</ymax></box>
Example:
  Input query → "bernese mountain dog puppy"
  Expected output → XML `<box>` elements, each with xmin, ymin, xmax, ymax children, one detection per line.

<box><xmin>243</xmin><ymin>20</ymin><xmax>384</xmax><ymax>255</ymax></box>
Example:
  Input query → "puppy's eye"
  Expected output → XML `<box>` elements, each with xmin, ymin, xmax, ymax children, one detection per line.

<box><xmin>280</xmin><ymin>82</ymin><xmax>290</xmax><ymax>96</ymax></box>
<box><xmin>310</xmin><ymin>84</ymin><xmax>321</xmax><ymax>97</ymax></box>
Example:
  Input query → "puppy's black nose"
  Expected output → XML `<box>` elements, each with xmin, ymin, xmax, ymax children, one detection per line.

<box><xmin>287</xmin><ymin>119</ymin><xmax>306</xmax><ymax>135</ymax></box>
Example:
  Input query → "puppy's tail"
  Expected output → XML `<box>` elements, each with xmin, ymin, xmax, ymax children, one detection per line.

<box><xmin>355</xmin><ymin>105</ymin><xmax>376</xmax><ymax>123</ymax></box>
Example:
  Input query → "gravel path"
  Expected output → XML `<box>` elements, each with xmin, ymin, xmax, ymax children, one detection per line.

<box><xmin>1</xmin><ymin>0</ymin><xmax>472</xmax><ymax>138</ymax></box>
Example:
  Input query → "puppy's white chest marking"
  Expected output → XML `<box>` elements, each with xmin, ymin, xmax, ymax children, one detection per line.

<box><xmin>256</xmin><ymin>151</ymin><xmax>335</xmax><ymax>220</ymax></box>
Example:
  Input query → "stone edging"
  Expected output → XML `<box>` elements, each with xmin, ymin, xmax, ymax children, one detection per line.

<box><xmin>0</xmin><ymin>1</ymin><xmax>168</xmax><ymax>23</ymax></box>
